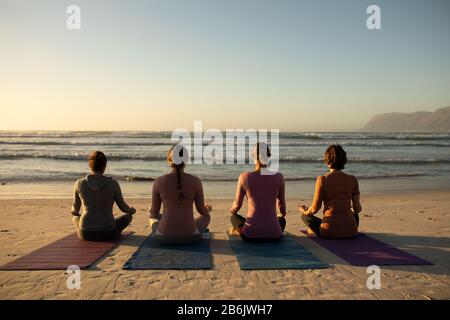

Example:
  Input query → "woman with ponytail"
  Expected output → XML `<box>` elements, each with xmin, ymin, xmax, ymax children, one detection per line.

<box><xmin>149</xmin><ymin>144</ymin><xmax>212</xmax><ymax>245</ymax></box>
<box><xmin>229</xmin><ymin>142</ymin><xmax>287</xmax><ymax>241</ymax></box>
<box><xmin>298</xmin><ymin>144</ymin><xmax>362</xmax><ymax>239</ymax></box>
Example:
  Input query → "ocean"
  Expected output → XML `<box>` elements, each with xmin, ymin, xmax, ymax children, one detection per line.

<box><xmin>0</xmin><ymin>131</ymin><xmax>449</xmax><ymax>199</ymax></box>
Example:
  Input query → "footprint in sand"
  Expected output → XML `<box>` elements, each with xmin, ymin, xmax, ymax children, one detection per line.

<box><xmin>123</xmin><ymin>278</ymin><xmax>136</xmax><ymax>287</ymax></box>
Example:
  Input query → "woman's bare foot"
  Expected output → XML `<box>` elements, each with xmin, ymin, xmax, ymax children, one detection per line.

<box><xmin>228</xmin><ymin>226</ymin><xmax>241</xmax><ymax>236</ymax></box>
<box><xmin>306</xmin><ymin>227</ymin><xmax>317</xmax><ymax>237</ymax></box>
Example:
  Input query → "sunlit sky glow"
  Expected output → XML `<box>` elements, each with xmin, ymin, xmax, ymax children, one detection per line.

<box><xmin>1</xmin><ymin>0</ymin><xmax>450</xmax><ymax>131</ymax></box>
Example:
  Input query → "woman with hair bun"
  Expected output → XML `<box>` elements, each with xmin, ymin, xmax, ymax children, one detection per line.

<box><xmin>229</xmin><ymin>142</ymin><xmax>287</xmax><ymax>241</ymax></box>
<box><xmin>149</xmin><ymin>144</ymin><xmax>212</xmax><ymax>245</ymax></box>
<box><xmin>299</xmin><ymin>144</ymin><xmax>362</xmax><ymax>239</ymax></box>
<box><xmin>71</xmin><ymin>151</ymin><xmax>136</xmax><ymax>241</ymax></box>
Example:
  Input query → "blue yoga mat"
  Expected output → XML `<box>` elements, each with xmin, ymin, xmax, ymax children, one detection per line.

<box><xmin>123</xmin><ymin>233</ymin><xmax>212</xmax><ymax>270</ymax></box>
<box><xmin>227</xmin><ymin>232</ymin><xmax>329</xmax><ymax>270</ymax></box>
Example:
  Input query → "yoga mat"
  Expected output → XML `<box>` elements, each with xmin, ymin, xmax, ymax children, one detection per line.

<box><xmin>123</xmin><ymin>232</ymin><xmax>212</xmax><ymax>270</ymax></box>
<box><xmin>301</xmin><ymin>231</ymin><xmax>433</xmax><ymax>266</ymax></box>
<box><xmin>227</xmin><ymin>232</ymin><xmax>329</xmax><ymax>270</ymax></box>
<box><xmin>0</xmin><ymin>232</ymin><xmax>132</xmax><ymax>270</ymax></box>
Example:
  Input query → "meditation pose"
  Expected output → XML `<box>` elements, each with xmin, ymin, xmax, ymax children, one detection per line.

<box><xmin>71</xmin><ymin>151</ymin><xmax>136</xmax><ymax>241</ymax></box>
<box><xmin>229</xmin><ymin>142</ymin><xmax>287</xmax><ymax>241</ymax></box>
<box><xmin>149</xmin><ymin>144</ymin><xmax>212</xmax><ymax>245</ymax></box>
<box><xmin>299</xmin><ymin>144</ymin><xmax>362</xmax><ymax>239</ymax></box>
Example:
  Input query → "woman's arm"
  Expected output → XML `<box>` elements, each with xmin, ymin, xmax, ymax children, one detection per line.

<box><xmin>299</xmin><ymin>176</ymin><xmax>323</xmax><ymax>216</ymax></box>
<box><xmin>194</xmin><ymin>179</ymin><xmax>211</xmax><ymax>216</ymax></box>
<box><xmin>352</xmin><ymin>177</ymin><xmax>362</xmax><ymax>213</ymax></box>
<box><xmin>230</xmin><ymin>174</ymin><xmax>246</xmax><ymax>214</ymax></box>
<box><xmin>149</xmin><ymin>179</ymin><xmax>162</xmax><ymax>220</ymax></box>
<box><xmin>277</xmin><ymin>175</ymin><xmax>287</xmax><ymax>216</ymax></box>
<box><xmin>352</xmin><ymin>194</ymin><xmax>362</xmax><ymax>214</ymax></box>
<box><xmin>71</xmin><ymin>180</ymin><xmax>81</xmax><ymax>216</ymax></box>
<box><xmin>113</xmin><ymin>180</ymin><xmax>136</xmax><ymax>214</ymax></box>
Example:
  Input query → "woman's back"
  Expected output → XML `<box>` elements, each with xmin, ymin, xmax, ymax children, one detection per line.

<box><xmin>319</xmin><ymin>171</ymin><xmax>359</xmax><ymax>238</ymax></box>
<box><xmin>232</xmin><ymin>171</ymin><xmax>286</xmax><ymax>238</ymax></box>
<box><xmin>151</xmin><ymin>172</ymin><xmax>208</xmax><ymax>236</ymax></box>
<box><xmin>73</xmin><ymin>175</ymin><xmax>119</xmax><ymax>231</ymax></box>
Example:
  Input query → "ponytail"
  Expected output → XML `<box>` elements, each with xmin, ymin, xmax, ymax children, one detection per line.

<box><xmin>255</xmin><ymin>142</ymin><xmax>271</xmax><ymax>168</ymax></box>
<box><xmin>167</xmin><ymin>144</ymin><xmax>187</xmax><ymax>204</ymax></box>
<box><xmin>174</xmin><ymin>163</ymin><xmax>184</xmax><ymax>199</ymax></box>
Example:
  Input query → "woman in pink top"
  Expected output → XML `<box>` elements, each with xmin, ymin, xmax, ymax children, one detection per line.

<box><xmin>230</xmin><ymin>142</ymin><xmax>287</xmax><ymax>241</ymax></box>
<box><xmin>149</xmin><ymin>144</ymin><xmax>212</xmax><ymax>245</ymax></box>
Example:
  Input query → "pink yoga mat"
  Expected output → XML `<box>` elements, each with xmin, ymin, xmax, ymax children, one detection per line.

<box><xmin>0</xmin><ymin>232</ymin><xmax>132</xmax><ymax>270</ymax></box>
<box><xmin>302</xmin><ymin>231</ymin><xmax>433</xmax><ymax>266</ymax></box>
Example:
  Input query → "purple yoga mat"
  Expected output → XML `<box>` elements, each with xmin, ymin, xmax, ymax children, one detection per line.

<box><xmin>301</xmin><ymin>231</ymin><xmax>433</xmax><ymax>266</ymax></box>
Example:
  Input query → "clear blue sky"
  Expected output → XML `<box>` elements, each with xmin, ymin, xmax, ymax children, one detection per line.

<box><xmin>1</xmin><ymin>0</ymin><xmax>449</xmax><ymax>131</ymax></box>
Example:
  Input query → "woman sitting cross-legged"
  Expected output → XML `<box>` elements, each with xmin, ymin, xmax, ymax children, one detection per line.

<box><xmin>299</xmin><ymin>144</ymin><xmax>362</xmax><ymax>239</ymax></box>
<box><xmin>229</xmin><ymin>142</ymin><xmax>287</xmax><ymax>242</ymax></box>
<box><xmin>71</xmin><ymin>151</ymin><xmax>136</xmax><ymax>241</ymax></box>
<box><xmin>149</xmin><ymin>144</ymin><xmax>212</xmax><ymax>245</ymax></box>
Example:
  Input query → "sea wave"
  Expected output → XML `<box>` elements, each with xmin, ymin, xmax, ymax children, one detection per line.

<box><xmin>0</xmin><ymin>154</ymin><xmax>167</xmax><ymax>161</ymax></box>
<box><xmin>0</xmin><ymin>140</ymin><xmax>170</xmax><ymax>146</ymax></box>
<box><xmin>0</xmin><ymin>131</ymin><xmax>172</xmax><ymax>139</ymax></box>
<box><xmin>1</xmin><ymin>153</ymin><xmax>449</xmax><ymax>164</ymax></box>
<box><xmin>280</xmin><ymin>157</ymin><xmax>450</xmax><ymax>164</ymax></box>
<box><xmin>1</xmin><ymin>131</ymin><xmax>448</xmax><ymax>141</ymax></box>
<box><xmin>0</xmin><ymin>140</ymin><xmax>449</xmax><ymax>147</ymax></box>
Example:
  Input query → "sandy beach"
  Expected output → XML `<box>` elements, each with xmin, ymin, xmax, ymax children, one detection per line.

<box><xmin>0</xmin><ymin>191</ymin><xmax>448</xmax><ymax>300</ymax></box>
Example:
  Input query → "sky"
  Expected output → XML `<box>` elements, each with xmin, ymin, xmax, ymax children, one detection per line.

<box><xmin>1</xmin><ymin>0</ymin><xmax>450</xmax><ymax>132</ymax></box>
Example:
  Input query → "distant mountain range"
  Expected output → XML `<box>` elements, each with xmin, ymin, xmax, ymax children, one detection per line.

<box><xmin>361</xmin><ymin>106</ymin><xmax>450</xmax><ymax>132</ymax></box>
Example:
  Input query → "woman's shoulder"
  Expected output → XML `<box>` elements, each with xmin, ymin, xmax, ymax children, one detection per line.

<box><xmin>348</xmin><ymin>173</ymin><xmax>359</xmax><ymax>183</ymax></box>
<box><xmin>240</xmin><ymin>171</ymin><xmax>251</xmax><ymax>178</ymax></box>
<box><xmin>246</xmin><ymin>170</ymin><xmax>284</xmax><ymax>181</ymax></box>
<box><xmin>155</xmin><ymin>172</ymin><xmax>174</xmax><ymax>181</ymax></box>
<box><xmin>339</xmin><ymin>171</ymin><xmax>358</xmax><ymax>181</ymax></box>
<box><xmin>151</xmin><ymin>174</ymin><xmax>167</xmax><ymax>189</ymax></box>
<box><xmin>73</xmin><ymin>177</ymin><xmax>85</xmax><ymax>190</ymax></box>
<box><xmin>74</xmin><ymin>176</ymin><xmax>86</xmax><ymax>185</ymax></box>
<box><xmin>266</xmin><ymin>171</ymin><xmax>284</xmax><ymax>181</ymax></box>
<box><xmin>274</xmin><ymin>171</ymin><xmax>284</xmax><ymax>179</ymax></box>
<box><xmin>184</xmin><ymin>172</ymin><xmax>202</xmax><ymax>184</ymax></box>
<box><xmin>323</xmin><ymin>171</ymin><xmax>358</xmax><ymax>182</ymax></box>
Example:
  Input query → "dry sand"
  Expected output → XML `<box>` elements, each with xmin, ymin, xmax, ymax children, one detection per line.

<box><xmin>0</xmin><ymin>192</ymin><xmax>449</xmax><ymax>300</ymax></box>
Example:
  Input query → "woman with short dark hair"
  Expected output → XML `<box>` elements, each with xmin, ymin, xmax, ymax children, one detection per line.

<box><xmin>71</xmin><ymin>151</ymin><xmax>136</xmax><ymax>241</ymax></box>
<box><xmin>298</xmin><ymin>144</ymin><xmax>362</xmax><ymax>239</ymax></box>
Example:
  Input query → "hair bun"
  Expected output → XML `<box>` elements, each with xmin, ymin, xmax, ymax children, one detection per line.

<box><xmin>253</xmin><ymin>142</ymin><xmax>271</xmax><ymax>166</ymax></box>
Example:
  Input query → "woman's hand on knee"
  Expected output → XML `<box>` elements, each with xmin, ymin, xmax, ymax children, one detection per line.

<box><xmin>298</xmin><ymin>204</ymin><xmax>308</xmax><ymax>214</ymax></box>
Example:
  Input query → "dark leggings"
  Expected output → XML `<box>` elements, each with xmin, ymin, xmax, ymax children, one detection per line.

<box><xmin>73</xmin><ymin>214</ymin><xmax>132</xmax><ymax>241</ymax></box>
<box><xmin>301</xmin><ymin>213</ymin><xmax>359</xmax><ymax>237</ymax></box>
<box><xmin>230</xmin><ymin>214</ymin><xmax>286</xmax><ymax>242</ymax></box>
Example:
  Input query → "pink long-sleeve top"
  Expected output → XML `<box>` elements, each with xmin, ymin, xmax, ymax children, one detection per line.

<box><xmin>149</xmin><ymin>172</ymin><xmax>209</xmax><ymax>236</ymax></box>
<box><xmin>230</xmin><ymin>171</ymin><xmax>287</xmax><ymax>239</ymax></box>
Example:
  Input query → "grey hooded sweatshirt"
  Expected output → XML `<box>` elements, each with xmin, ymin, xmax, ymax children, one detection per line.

<box><xmin>71</xmin><ymin>174</ymin><xmax>133</xmax><ymax>231</ymax></box>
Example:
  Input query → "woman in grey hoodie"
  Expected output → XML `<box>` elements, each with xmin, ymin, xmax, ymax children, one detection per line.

<box><xmin>71</xmin><ymin>151</ymin><xmax>136</xmax><ymax>241</ymax></box>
